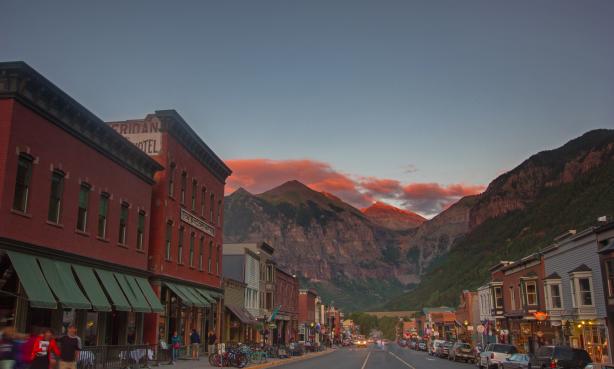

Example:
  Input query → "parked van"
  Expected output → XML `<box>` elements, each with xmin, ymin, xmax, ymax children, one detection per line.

<box><xmin>534</xmin><ymin>345</ymin><xmax>591</xmax><ymax>369</ymax></box>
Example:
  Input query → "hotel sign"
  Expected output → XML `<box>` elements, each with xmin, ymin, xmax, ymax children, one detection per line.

<box><xmin>110</xmin><ymin>118</ymin><xmax>162</xmax><ymax>156</ymax></box>
<box><xmin>180</xmin><ymin>208</ymin><xmax>215</xmax><ymax>237</ymax></box>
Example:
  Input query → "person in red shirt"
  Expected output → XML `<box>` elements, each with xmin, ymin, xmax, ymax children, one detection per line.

<box><xmin>30</xmin><ymin>329</ymin><xmax>59</xmax><ymax>369</ymax></box>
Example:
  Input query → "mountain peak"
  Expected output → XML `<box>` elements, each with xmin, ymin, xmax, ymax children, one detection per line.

<box><xmin>362</xmin><ymin>201</ymin><xmax>426</xmax><ymax>230</ymax></box>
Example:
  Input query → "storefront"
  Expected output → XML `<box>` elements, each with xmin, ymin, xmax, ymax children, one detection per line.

<box><xmin>155</xmin><ymin>280</ymin><xmax>221</xmax><ymax>347</ymax></box>
<box><xmin>566</xmin><ymin>319</ymin><xmax>609</xmax><ymax>363</ymax></box>
<box><xmin>0</xmin><ymin>250</ymin><xmax>164</xmax><ymax>346</ymax></box>
<box><xmin>223</xmin><ymin>305</ymin><xmax>257</xmax><ymax>343</ymax></box>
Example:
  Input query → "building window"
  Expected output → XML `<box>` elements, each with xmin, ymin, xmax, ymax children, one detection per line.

<box><xmin>189</xmin><ymin>232</ymin><xmax>195</xmax><ymax>267</ymax></box>
<box><xmin>76</xmin><ymin>183</ymin><xmax>90</xmax><ymax>232</ymax></box>
<box><xmin>525</xmin><ymin>281</ymin><xmax>538</xmax><ymax>306</ymax></box>
<box><xmin>550</xmin><ymin>284</ymin><xmax>562</xmax><ymax>309</ymax></box>
<box><xmin>165</xmin><ymin>221</ymin><xmax>173</xmax><ymax>260</ymax></box>
<box><xmin>208</xmin><ymin>241</ymin><xmax>213</xmax><ymax>273</ymax></box>
<box><xmin>118</xmin><ymin>202</ymin><xmax>129</xmax><ymax>244</ymax></box>
<box><xmin>210</xmin><ymin>193</ymin><xmax>215</xmax><ymax>221</ymax></box>
<box><xmin>177</xmin><ymin>226</ymin><xmax>185</xmax><ymax>264</ymax></box>
<box><xmin>136</xmin><ymin>211</ymin><xmax>145</xmax><ymax>250</ymax></box>
<box><xmin>217</xmin><ymin>199</ymin><xmax>222</xmax><ymax>225</ymax></box>
<box><xmin>606</xmin><ymin>259</ymin><xmax>614</xmax><ymax>297</ymax></box>
<box><xmin>216</xmin><ymin>244</ymin><xmax>220</xmax><ymax>274</ymax></box>
<box><xmin>13</xmin><ymin>154</ymin><xmax>33</xmax><ymax>212</ymax></box>
<box><xmin>97</xmin><ymin>193</ymin><xmax>109</xmax><ymax>238</ymax></box>
<box><xmin>168</xmin><ymin>163</ymin><xmax>176</xmax><ymax>197</ymax></box>
<box><xmin>509</xmin><ymin>287</ymin><xmax>516</xmax><ymax>310</ymax></box>
<box><xmin>191</xmin><ymin>180</ymin><xmax>197</xmax><ymax>210</ymax></box>
<box><xmin>201</xmin><ymin>187</ymin><xmax>207</xmax><ymax>217</ymax></box>
<box><xmin>493</xmin><ymin>286</ymin><xmax>503</xmax><ymax>309</ymax></box>
<box><xmin>578</xmin><ymin>278</ymin><xmax>593</xmax><ymax>306</ymax></box>
<box><xmin>47</xmin><ymin>170</ymin><xmax>65</xmax><ymax>223</ymax></box>
<box><xmin>199</xmin><ymin>236</ymin><xmax>204</xmax><ymax>271</ymax></box>
<box><xmin>180</xmin><ymin>172</ymin><xmax>187</xmax><ymax>205</ymax></box>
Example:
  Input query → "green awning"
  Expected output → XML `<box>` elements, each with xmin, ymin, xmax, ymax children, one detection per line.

<box><xmin>163</xmin><ymin>282</ymin><xmax>194</xmax><ymax>306</ymax></box>
<box><xmin>134</xmin><ymin>277</ymin><xmax>164</xmax><ymax>313</ymax></box>
<box><xmin>72</xmin><ymin>265</ymin><xmax>111</xmax><ymax>312</ymax></box>
<box><xmin>38</xmin><ymin>258</ymin><xmax>91</xmax><ymax>310</ymax></box>
<box><xmin>115</xmin><ymin>274</ymin><xmax>151</xmax><ymax>313</ymax></box>
<box><xmin>196</xmin><ymin>289</ymin><xmax>217</xmax><ymax>304</ymax></box>
<box><xmin>7</xmin><ymin>251</ymin><xmax>56</xmax><ymax>309</ymax></box>
<box><xmin>177</xmin><ymin>285</ymin><xmax>208</xmax><ymax>307</ymax></box>
<box><xmin>208</xmin><ymin>290</ymin><xmax>223</xmax><ymax>299</ymax></box>
<box><xmin>95</xmin><ymin>269</ymin><xmax>131</xmax><ymax>311</ymax></box>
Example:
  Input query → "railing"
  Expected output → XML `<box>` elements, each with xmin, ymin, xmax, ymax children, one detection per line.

<box><xmin>77</xmin><ymin>345</ymin><xmax>154</xmax><ymax>369</ymax></box>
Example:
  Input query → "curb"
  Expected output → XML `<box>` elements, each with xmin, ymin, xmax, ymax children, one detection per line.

<box><xmin>247</xmin><ymin>349</ymin><xmax>335</xmax><ymax>369</ymax></box>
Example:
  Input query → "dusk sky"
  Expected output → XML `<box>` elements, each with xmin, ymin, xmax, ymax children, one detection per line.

<box><xmin>2</xmin><ymin>0</ymin><xmax>613</xmax><ymax>217</ymax></box>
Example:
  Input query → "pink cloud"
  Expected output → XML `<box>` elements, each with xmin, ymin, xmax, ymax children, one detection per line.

<box><xmin>226</xmin><ymin>158</ymin><xmax>484</xmax><ymax>216</ymax></box>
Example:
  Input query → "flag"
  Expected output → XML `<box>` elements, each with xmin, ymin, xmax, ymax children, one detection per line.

<box><xmin>269</xmin><ymin>305</ymin><xmax>281</xmax><ymax>322</ymax></box>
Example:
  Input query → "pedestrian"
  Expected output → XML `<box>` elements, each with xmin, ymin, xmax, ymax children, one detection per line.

<box><xmin>0</xmin><ymin>327</ymin><xmax>17</xmax><ymax>369</ymax></box>
<box><xmin>56</xmin><ymin>325</ymin><xmax>81</xmax><ymax>369</ymax></box>
<box><xmin>30</xmin><ymin>329</ymin><xmax>60</xmax><ymax>369</ymax></box>
<box><xmin>189</xmin><ymin>328</ymin><xmax>200</xmax><ymax>360</ymax></box>
<box><xmin>170</xmin><ymin>331</ymin><xmax>180</xmax><ymax>364</ymax></box>
<box><xmin>207</xmin><ymin>331</ymin><xmax>216</xmax><ymax>355</ymax></box>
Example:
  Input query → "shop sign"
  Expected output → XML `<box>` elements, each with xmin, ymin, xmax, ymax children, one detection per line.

<box><xmin>180</xmin><ymin>208</ymin><xmax>215</xmax><ymax>236</ymax></box>
<box><xmin>533</xmin><ymin>311</ymin><xmax>548</xmax><ymax>321</ymax></box>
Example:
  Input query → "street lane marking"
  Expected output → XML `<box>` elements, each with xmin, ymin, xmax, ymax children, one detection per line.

<box><xmin>360</xmin><ymin>351</ymin><xmax>371</xmax><ymax>369</ymax></box>
<box><xmin>389</xmin><ymin>351</ymin><xmax>417</xmax><ymax>369</ymax></box>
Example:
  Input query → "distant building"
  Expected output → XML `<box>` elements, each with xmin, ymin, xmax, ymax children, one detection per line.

<box><xmin>273</xmin><ymin>266</ymin><xmax>298</xmax><ymax>344</ymax></box>
<box><xmin>222</xmin><ymin>277</ymin><xmax>256</xmax><ymax>343</ymax></box>
<box><xmin>298</xmin><ymin>289</ymin><xmax>317</xmax><ymax>342</ymax></box>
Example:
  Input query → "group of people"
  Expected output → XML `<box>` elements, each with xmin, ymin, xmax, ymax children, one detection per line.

<box><xmin>167</xmin><ymin>329</ymin><xmax>217</xmax><ymax>364</ymax></box>
<box><xmin>0</xmin><ymin>325</ymin><xmax>81</xmax><ymax>369</ymax></box>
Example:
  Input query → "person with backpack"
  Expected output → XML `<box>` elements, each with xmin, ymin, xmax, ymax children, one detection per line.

<box><xmin>170</xmin><ymin>331</ymin><xmax>180</xmax><ymax>364</ymax></box>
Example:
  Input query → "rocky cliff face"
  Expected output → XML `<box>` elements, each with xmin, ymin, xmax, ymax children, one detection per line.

<box><xmin>361</xmin><ymin>202</ymin><xmax>426</xmax><ymax>230</ymax></box>
<box><xmin>224</xmin><ymin>129</ymin><xmax>614</xmax><ymax>310</ymax></box>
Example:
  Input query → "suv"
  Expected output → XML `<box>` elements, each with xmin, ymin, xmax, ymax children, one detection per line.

<box><xmin>478</xmin><ymin>343</ymin><xmax>517</xmax><ymax>369</ymax></box>
<box><xmin>534</xmin><ymin>345</ymin><xmax>592</xmax><ymax>369</ymax></box>
<box><xmin>450</xmin><ymin>342</ymin><xmax>475</xmax><ymax>363</ymax></box>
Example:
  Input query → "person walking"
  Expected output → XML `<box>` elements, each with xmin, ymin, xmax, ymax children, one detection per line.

<box><xmin>30</xmin><ymin>329</ymin><xmax>60</xmax><ymax>369</ymax></box>
<box><xmin>207</xmin><ymin>331</ymin><xmax>216</xmax><ymax>355</ymax></box>
<box><xmin>189</xmin><ymin>329</ymin><xmax>200</xmax><ymax>360</ymax></box>
<box><xmin>170</xmin><ymin>331</ymin><xmax>180</xmax><ymax>364</ymax></box>
<box><xmin>0</xmin><ymin>327</ymin><xmax>17</xmax><ymax>369</ymax></box>
<box><xmin>56</xmin><ymin>325</ymin><xmax>81</xmax><ymax>369</ymax></box>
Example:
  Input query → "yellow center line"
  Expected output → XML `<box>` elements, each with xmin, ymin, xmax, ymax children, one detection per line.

<box><xmin>360</xmin><ymin>351</ymin><xmax>371</xmax><ymax>369</ymax></box>
<box><xmin>389</xmin><ymin>351</ymin><xmax>417</xmax><ymax>369</ymax></box>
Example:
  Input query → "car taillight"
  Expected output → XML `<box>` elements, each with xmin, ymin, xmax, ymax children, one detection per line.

<box><xmin>491</xmin><ymin>353</ymin><xmax>494</xmax><ymax>359</ymax></box>
<box><xmin>550</xmin><ymin>359</ymin><xmax>556</xmax><ymax>368</ymax></box>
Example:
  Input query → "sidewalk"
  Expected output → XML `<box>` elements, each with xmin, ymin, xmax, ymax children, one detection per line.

<box><xmin>157</xmin><ymin>349</ymin><xmax>335</xmax><ymax>369</ymax></box>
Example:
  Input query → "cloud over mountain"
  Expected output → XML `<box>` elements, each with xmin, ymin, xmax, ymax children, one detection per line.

<box><xmin>225</xmin><ymin>158</ymin><xmax>484</xmax><ymax>216</ymax></box>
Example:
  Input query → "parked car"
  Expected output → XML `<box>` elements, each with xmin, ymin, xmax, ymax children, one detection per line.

<box><xmin>478</xmin><ymin>343</ymin><xmax>518</xmax><ymax>369</ymax></box>
<box><xmin>409</xmin><ymin>340</ymin><xmax>417</xmax><ymax>350</ymax></box>
<box><xmin>501</xmin><ymin>353</ymin><xmax>538</xmax><ymax>369</ymax></box>
<box><xmin>398</xmin><ymin>339</ymin><xmax>407</xmax><ymax>347</ymax></box>
<box><xmin>431</xmin><ymin>339</ymin><xmax>445</xmax><ymax>355</ymax></box>
<box><xmin>450</xmin><ymin>342</ymin><xmax>475</xmax><ymax>363</ymax></box>
<box><xmin>585</xmin><ymin>364</ymin><xmax>614</xmax><ymax>369</ymax></box>
<box><xmin>441</xmin><ymin>341</ymin><xmax>454</xmax><ymax>358</ymax></box>
<box><xmin>418</xmin><ymin>341</ymin><xmax>427</xmax><ymax>351</ymax></box>
<box><xmin>534</xmin><ymin>345</ymin><xmax>592</xmax><ymax>369</ymax></box>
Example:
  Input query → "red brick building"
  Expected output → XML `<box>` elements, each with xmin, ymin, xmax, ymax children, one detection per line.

<box><xmin>0</xmin><ymin>62</ymin><xmax>163</xmax><ymax>345</ymax></box>
<box><xmin>455</xmin><ymin>290</ymin><xmax>480</xmax><ymax>344</ymax></box>
<box><xmin>109</xmin><ymin>111</ymin><xmax>231</xmax><ymax>346</ymax></box>
<box><xmin>298</xmin><ymin>289</ymin><xmax>317</xmax><ymax>342</ymax></box>
<box><xmin>273</xmin><ymin>266</ymin><xmax>298</xmax><ymax>343</ymax></box>
<box><xmin>499</xmin><ymin>253</ymin><xmax>551</xmax><ymax>353</ymax></box>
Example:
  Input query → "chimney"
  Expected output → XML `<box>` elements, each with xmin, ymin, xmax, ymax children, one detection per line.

<box><xmin>598</xmin><ymin>216</ymin><xmax>612</xmax><ymax>223</ymax></box>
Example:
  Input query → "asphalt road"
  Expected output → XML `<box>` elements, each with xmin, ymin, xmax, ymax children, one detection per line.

<box><xmin>274</xmin><ymin>344</ymin><xmax>477</xmax><ymax>369</ymax></box>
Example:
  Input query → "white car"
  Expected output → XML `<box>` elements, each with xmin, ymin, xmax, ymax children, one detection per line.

<box><xmin>478</xmin><ymin>343</ymin><xmax>517</xmax><ymax>369</ymax></box>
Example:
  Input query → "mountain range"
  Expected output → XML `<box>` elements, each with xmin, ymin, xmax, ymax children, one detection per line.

<box><xmin>223</xmin><ymin>129</ymin><xmax>614</xmax><ymax>311</ymax></box>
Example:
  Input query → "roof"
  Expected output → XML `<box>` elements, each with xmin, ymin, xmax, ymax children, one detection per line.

<box><xmin>543</xmin><ymin>272</ymin><xmax>561</xmax><ymax>280</ymax></box>
<box><xmin>0</xmin><ymin>61</ymin><xmax>163</xmax><ymax>184</ymax></box>
<box><xmin>569</xmin><ymin>264</ymin><xmax>592</xmax><ymax>273</ymax></box>
<box><xmin>598</xmin><ymin>239</ymin><xmax>614</xmax><ymax>254</ymax></box>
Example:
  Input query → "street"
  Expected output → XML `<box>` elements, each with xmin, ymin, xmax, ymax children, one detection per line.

<box><xmin>271</xmin><ymin>344</ymin><xmax>476</xmax><ymax>369</ymax></box>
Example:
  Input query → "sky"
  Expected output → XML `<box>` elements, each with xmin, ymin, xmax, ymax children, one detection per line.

<box><xmin>2</xmin><ymin>0</ymin><xmax>613</xmax><ymax>217</ymax></box>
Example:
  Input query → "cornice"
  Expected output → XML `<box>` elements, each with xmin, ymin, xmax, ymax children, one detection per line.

<box><xmin>0</xmin><ymin>61</ymin><xmax>163</xmax><ymax>184</ymax></box>
<box><xmin>154</xmin><ymin>110</ymin><xmax>232</xmax><ymax>182</ymax></box>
